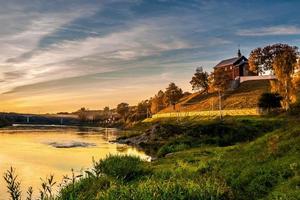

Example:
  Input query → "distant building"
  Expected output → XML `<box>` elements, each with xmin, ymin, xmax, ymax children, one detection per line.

<box><xmin>214</xmin><ymin>49</ymin><xmax>255</xmax><ymax>80</ymax></box>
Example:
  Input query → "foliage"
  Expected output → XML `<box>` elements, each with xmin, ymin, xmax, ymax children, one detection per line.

<box><xmin>190</xmin><ymin>67</ymin><xmax>209</xmax><ymax>93</ymax></box>
<box><xmin>3</xmin><ymin>117</ymin><xmax>300</xmax><ymax>200</ymax></box>
<box><xmin>3</xmin><ymin>167</ymin><xmax>21</xmax><ymax>200</ymax></box>
<box><xmin>39</xmin><ymin>175</ymin><xmax>57</xmax><ymax>200</ymax></box>
<box><xmin>258</xmin><ymin>92</ymin><xmax>283</xmax><ymax>112</ymax></box>
<box><xmin>164</xmin><ymin>82</ymin><xmax>183</xmax><ymax>110</ymax></box>
<box><xmin>77</xmin><ymin>107</ymin><xmax>88</xmax><ymax>123</ymax></box>
<box><xmin>103</xmin><ymin>106</ymin><xmax>110</xmax><ymax>113</ymax></box>
<box><xmin>116</xmin><ymin>102</ymin><xmax>130</xmax><ymax>121</ymax></box>
<box><xmin>212</xmin><ymin>67</ymin><xmax>232</xmax><ymax>92</ymax></box>
<box><xmin>249</xmin><ymin>43</ymin><xmax>299</xmax><ymax>110</ymax></box>
<box><xmin>130</xmin><ymin>100</ymin><xmax>150</xmax><ymax>121</ymax></box>
<box><xmin>94</xmin><ymin>154</ymin><xmax>149</xmax><ymax>182</ymax></box>
<box><xmin>150</xmin><ymin>90</ymin><xmax>166</xmax><ymax>114</ymax></box>
<box><xmin>57</xmin><ymin>175</ymin><xmax>110</xmax><ymax>200</ymax></box>
<box><xmin>26</xmin><ymin>187</ymin><xmax>33</xmax><ymax>200</ymax></box>
<box><xmin>249</xmin><ymin>44</ymin><xmax>298</xmax><ymax>73</ymax></box>
<box><xmin>99</xmin><ymin>177</ymin><xmax>233</xmax><ymax>200</ymax></box>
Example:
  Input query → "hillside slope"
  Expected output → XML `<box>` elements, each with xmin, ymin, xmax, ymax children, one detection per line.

<box><xmin>160</xmin><ymin>80</ymin><xmax>271</xmax><ymax>113</ymax></box>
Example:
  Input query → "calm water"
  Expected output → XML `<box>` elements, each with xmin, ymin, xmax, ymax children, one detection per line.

<box><xmin>0</xmin><ymin>125</ymin><xmax>149</xmax><ymax>199</ymax></box>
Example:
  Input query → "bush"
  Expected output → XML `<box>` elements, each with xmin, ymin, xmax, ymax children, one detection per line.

<box><xmin>94</xmin><ymin>155</ymin><xmax>149</xmax><ymax>182</ymax></box>
<box><xmin>258</xmin><ymin>92</ymin><xmax>282</xmax><ymax>112</ymax></box>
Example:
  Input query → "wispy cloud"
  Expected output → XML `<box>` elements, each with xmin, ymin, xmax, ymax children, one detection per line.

<box><xmin>237</xmin><ymin>25</ymin><xmax>300</xmax><ymax>36</ymax></box>
<box><xmin>0</xmin><ymin>19</ymin><xmax>194</xmax><ymax>93</ymax></box>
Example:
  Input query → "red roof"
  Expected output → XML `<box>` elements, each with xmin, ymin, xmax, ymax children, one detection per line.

<box><xmin>214</xmin><ymin>56</ymin><xmax>248</xmax><ymax>68</ymax></box>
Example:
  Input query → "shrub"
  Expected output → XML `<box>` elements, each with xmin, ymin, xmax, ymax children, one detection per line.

<box><xmin>258</xmin><ymin>92</ymin><xmax>283</xmax><ymax>113</ymax></box>
<box><xmin>94</xmin><ymin>155</ymin><xmax>149</xmax><ymax>182</ymax></box>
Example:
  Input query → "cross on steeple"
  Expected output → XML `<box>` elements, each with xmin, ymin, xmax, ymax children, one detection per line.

<box><xmin>237</xmin><ymin>47</ymin><xmax>242</xmax><ymax>57</ymax></box>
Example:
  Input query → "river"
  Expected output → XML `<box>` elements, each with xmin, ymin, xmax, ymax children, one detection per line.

<box><xmin>0</xmin><ymin>124</ymin><xmax>149</xmax><ymax>199</ymax></box>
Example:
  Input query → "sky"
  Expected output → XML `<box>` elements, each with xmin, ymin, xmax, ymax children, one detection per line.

<box><xmin>1</xmin><ymin>0</ymin><xmax>300</xmax><ymax>114</ymax></box>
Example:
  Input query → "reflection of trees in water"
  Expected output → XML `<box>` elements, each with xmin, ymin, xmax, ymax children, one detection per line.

<box><xmin>74</xmin><ymin>128</ymin><xmax>121</xmax><ymax>142</ymax></box>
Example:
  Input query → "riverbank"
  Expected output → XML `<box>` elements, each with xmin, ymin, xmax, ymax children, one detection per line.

<box><xmin>54</xmin><ymin>116</ymin><xmax>299</xmax><ymax>199</ymax></box>
<box><xmin>117</xmin><ymin>116</ymin><xmax>283</xmax><ymax>157</ymax></box>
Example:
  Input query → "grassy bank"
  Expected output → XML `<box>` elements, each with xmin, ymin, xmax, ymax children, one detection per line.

<box><xmin>54</xmin><ymin>116</ymin><xmax>299</xmax><ymax>199</ymax></box>
<box><xmin>4</xmin><ymin>116</ymin><xmax>299</xmax><ymax>199</ymax></box>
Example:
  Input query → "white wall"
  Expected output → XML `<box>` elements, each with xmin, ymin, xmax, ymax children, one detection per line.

<box><xmin>239</xmin><ymin>75</ymin><xmax>276</xmax><ymax>83</ymax></box>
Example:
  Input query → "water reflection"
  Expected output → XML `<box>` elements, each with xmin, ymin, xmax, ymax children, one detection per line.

<box><xmin>0</xmin><ymin>125</ymin><xmax>149</xmax><ymax>199</ymax></box>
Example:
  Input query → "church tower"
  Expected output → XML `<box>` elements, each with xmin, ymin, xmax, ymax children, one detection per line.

<box><xmin>237</xmin><ymin>48</ymin><xmax>242</xmax><ymax>57</ymax></box>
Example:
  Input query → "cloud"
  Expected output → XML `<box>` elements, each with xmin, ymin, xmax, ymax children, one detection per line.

<box><xmin>237</xmin><ymin>25</ymin><xmax>300</xmax><ymax>36</ymax></box>
<box><xmin>0</xmin><ymin>19</ymin><xmax>193</xmax><ymax>93</ymax></box>
<box><xmin>0</xmin><ymin>4</ymin><xmax>99</xmax><ymax>93</ymax></box>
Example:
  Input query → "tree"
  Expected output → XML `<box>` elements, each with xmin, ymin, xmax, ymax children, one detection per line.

<box><xmin>212</xmin><ymin>67</ymin><xmax>232</xmax><ymax>92</ymax></box>
<box><xmin>116</xmin><ymin>103</ymin><xmax>129</xmax><ymax>122</ymax></box>
<box><xmin>273</xmin><ymin>48</ymin><xmax>298</xmax><ymax>110</ymax></box>
<box><xmin>249</xmin><ymin>44</ymin><xmax>298</xmax><ymax>74</ymax></box>
<box><xmin>249</xmin><ymin>44</ymin><xmax>298</xmax><ymax>110</ymax></box>
<box><xmin>164</xmin><ymin>82</ymin><xmax>183</xmax><ymax>110</ymax></box>
<box><xmin>136</xmin><ymin>100</ymin><xmax>150</xmax><ymax>120</ymax></box>
<box><xmin>77</xmin><ymin>107</ymin><xmax>88</xmax><ymax>123</ymax></box>
<box><xmin>150</xmin><ymin>90</ymin><xmax>166</xmax><ymax>114</ymax></box>
<box><xmin>190</xmin><ymin>67</ymin><xmax>209</xmax><ymax>93</ymax></box>
<box><xmin>258</xmin><ymin>93</ymin><xmax>283</xmax><ymax>113</ymax></box>
<box><xmin>103</xmin><ymin>106</ymin><xmax>110</xmax><ymax>113</ymax></box>
<box><xmin>248</xmin><ymin>47</ymin><xmax>264</xmax><ymax>74</ymax></box>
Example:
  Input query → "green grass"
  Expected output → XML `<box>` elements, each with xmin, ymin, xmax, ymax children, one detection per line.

<box><xmin>160</xmin><ymin>80</ymin><xmax>271</xmax><ymax>112</ymax></box>
<box><xmin>6</xmin><ymin>116</ymin><xmax>300</xmax><ymax>199</ymax></box>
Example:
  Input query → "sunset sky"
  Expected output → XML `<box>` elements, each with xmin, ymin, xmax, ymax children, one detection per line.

<box><xmin>1</xmin><ymin>0</ymin><xmax>300</xmax><ymax>113</ymax></box>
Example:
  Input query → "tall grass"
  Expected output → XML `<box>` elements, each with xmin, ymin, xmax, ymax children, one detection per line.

<box><xmin>3</xmin><ymin>167</ymin><xmax>21</xmax><ymax>200</ymax></box>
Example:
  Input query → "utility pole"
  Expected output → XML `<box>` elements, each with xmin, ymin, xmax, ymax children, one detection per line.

<box><xmin>218</xmin><ymin>90</ymin><xmax>222</xmax><ymax>119</ymax></box>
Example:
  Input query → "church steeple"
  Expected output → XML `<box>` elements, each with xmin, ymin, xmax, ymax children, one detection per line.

<box><xmin>237</xmin><ymin>48</ymin><xmax>242</xmax><ymax>57</ymax></box>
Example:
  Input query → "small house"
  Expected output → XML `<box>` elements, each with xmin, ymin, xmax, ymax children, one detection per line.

<box><xmin>214</xmin><ymin>49</ymin><xmax>253</xmax><ymax>80</ymax></box>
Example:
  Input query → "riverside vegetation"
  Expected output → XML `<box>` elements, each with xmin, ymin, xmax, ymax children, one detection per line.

<box><xmin>3</xmin><ymin>115</ymin><xmax>300</xmax><ymax>200</ymax></box>
<box><xmin>2</xmin><ymin>43</ymin><xmax>300</xmax><ymax>199</ymax></box>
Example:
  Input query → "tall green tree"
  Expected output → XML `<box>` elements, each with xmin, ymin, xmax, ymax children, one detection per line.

<box><xmin>165</xmin><ymin>82</ymin><xmax>183</xmax><ymax>110</ymax></box>
<box><xmin>190</xmin><ymin>67</ymin><xmax>209</xmax><ymax>93</ymax></box>
<box><xmin>116</xmin><ymin>103</ymin><xmax>129</xmax><ymax>122</ymax></box>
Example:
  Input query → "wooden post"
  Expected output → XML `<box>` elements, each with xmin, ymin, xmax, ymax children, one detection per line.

<box><xmin>218</xmin><ymin>90</ymin><xmax>222</xmax><ymax>119</ymax></box>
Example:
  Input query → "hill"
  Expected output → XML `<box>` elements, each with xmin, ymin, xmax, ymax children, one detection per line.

<box><xmin>160</xmin><ymin>80</ymin><xmax>271</xmax><ymax>113</ymax></box>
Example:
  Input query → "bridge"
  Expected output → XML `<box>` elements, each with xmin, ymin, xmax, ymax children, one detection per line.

<box><xmin>0</xmin><ymin>113</ymin><xmax>79</xmax><ymax>125</ymax></box>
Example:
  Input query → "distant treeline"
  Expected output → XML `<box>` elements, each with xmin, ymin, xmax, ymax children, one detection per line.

<box><xmin>0</xmin><ymin>113</ymin><xmax>80</xmax><ymax>126</ymax></box>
